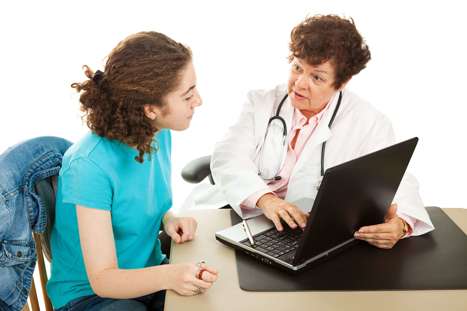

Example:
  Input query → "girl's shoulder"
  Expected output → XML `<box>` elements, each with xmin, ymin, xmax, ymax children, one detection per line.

<box><xmin>62</xmin><ymin>132</ymin><xmax>106</xmax><ymax>165</ymax></box>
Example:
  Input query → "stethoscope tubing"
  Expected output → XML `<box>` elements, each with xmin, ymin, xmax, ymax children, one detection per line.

<box><xmin>259</xmin><ymin>91</ymin><xmax>343</xmax><ymax>180</ymax></box>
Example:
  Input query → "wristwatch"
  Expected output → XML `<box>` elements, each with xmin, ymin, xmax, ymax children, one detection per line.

<box><xmin>400</xmin><ymin>218</ymin><xmax>409</xmax><ymax>238</ymax></box>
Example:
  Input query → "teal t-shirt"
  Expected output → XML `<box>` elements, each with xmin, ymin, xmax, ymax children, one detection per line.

<box><xmin>47</xmin><ymin>130</ymin><xmax>172</xmax><ymax>308</ymax></box>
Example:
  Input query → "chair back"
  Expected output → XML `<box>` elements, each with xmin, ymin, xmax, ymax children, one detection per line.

<box><xmin>181</xmin><ymin>155</ymin><xmax>214</xmax><ymax>185</ymax></box>
<box><xmin>35</xmin><ymin>177</ymin><xmax>57</xmax><ymax>262</ymax></box>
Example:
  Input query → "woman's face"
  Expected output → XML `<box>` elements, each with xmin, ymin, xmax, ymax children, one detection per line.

<box><xmin>149</xmin><ymin>61</ymin><xmax>202</xmax><ymax>131</ymax></box>
<box><xmin>287</xmin><ymin>57</ymin><xmax>343</xmax><ymax>115</ymax></box>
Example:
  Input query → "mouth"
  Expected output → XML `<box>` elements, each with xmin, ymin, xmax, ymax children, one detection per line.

<box><xmin>293</xmin><ymin>91</ymin><xmax>308</xmax><ymax>100</ymax></box>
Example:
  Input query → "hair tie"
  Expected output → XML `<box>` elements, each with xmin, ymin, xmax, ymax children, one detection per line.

<box><xmin>92</xmin><ymin>70</ymin><xmax>105</xmax><ymax>85</ymax></box>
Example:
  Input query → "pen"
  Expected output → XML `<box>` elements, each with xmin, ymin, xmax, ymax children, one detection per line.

<box><xmin>242</xmin><ymin>219</ymin><xmax>255</xmax><ymax>246</ymax></box>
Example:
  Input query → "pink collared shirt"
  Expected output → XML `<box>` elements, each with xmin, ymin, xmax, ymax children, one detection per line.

<box><xmin>241</xmin><ymin>106</ymin><xmax>415</xmax><ymax>236</ymax></box>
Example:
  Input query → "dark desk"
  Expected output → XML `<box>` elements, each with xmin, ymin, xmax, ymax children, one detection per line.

<box><xmin>165</xmin><ymin>208</ymin><xmax>467</xmax><ymax>311</ymax></box>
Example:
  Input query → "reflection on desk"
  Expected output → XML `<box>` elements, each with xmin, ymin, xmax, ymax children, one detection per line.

<box><xmin>165</xmin><ymin>208</ymin><xmax>467</xmax><ymax>311</ymax></box>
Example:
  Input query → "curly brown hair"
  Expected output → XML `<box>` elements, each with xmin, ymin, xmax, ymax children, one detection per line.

<box><xmin>289</xmin><ymin>15</ymin><xmax>371</xmax><ymax>89</ymax></box>
<box><xmin>71</xmin><ymin>32</ymin><xmax>192</xmax><ymax>163</ymax></box>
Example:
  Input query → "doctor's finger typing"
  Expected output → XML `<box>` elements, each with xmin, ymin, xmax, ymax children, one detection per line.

<box><xmin>256</xmin><ymin>193</ymin><xmax>308</xmax><ymax>231</ymax></box>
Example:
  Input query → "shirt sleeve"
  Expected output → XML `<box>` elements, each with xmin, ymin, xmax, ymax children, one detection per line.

<box><xmin>241</xmin><ymin>189</ymin><xmax>275</xmax><ymax>209</ymax></box>
<box><xmin>59</xmin><ymin>157</ymin><xmax>113</xmax><ymax>211</ymax></box>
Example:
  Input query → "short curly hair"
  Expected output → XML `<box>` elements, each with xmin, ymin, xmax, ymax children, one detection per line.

<box><xmin>71</xmin><ymin>32</ymin><xmax>192</xmax><ymax>163</ymax></box>
<box><xmin>289</xmin><ymin>15</ymin><xmax>371</xmax><ymax>89</ymax></box>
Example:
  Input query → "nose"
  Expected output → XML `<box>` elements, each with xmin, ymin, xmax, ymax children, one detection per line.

<box><xmin>294</xmin><ymin>73</ymin><xmax>308</xmax><ymax>91</ymax></box>
<box><xmin>193</xmin><ymin>90</ymin><xmax>202</xmax><ymax>107</ymax></box>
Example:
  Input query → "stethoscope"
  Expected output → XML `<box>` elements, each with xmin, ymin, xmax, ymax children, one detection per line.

<box><xmin>258</xmin><ymin>91</ymin><xmax>343</xmax><ymax>181</ymax></box>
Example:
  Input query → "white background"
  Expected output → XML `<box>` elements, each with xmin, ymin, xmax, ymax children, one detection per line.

<box><xmin>1</xmin><ymin>0</ymin><xmax>466</xmax><ymax>212</ymax></box>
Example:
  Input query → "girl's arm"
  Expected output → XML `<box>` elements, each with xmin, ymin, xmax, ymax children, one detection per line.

<box><xmin>76</xmin><ymin>205</ymin><xmax>218</xmax><ymax>298</ymax></box>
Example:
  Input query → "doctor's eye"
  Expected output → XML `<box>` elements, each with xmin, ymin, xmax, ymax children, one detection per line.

<box><xmin>312</xmin><ymin>75</ymin><xmax>324</xmax><ymax>83</ymax></box>
<box><xmin>184</xmin><ymin>95</ymin><xmax>194</xmax><ymax>101</ymax></box>
<box><xmin>292</xmin><ymin>63</ymin><xmax>302</xmax><ymax>72</ymax></box>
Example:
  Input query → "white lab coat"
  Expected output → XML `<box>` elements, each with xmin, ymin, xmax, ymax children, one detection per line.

<box><xmin>210</xmin><ymin>84</ymin><xmax>434</xmax><ymax>236</ymax></box>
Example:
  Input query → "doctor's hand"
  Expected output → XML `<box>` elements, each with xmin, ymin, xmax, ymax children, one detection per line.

<box><xmin>354</xmin><ymin>204</ymin><xmax>409</xmax><ymax>249</ymax></box>
<box><xmin>256</xmin><ymin>193</ymin><xmax>308</xmax><ymax>231</ymax></box>
<box><xmin>163</xmin><ymin>212</ymin><xmax>198</xmax><ymax>244</ymax></box>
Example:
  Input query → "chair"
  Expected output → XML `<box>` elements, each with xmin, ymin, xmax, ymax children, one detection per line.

<box><xmin>23</xmin><ymin>176</ymin><xmax>57</xmax><ymax>311</ymax></box>
<box><xmin>181</xmin><ymin>155</ymin><xmax>214</xmax><ymax>185</ymax></box>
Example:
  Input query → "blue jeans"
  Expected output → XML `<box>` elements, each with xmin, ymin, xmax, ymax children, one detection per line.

<box><xmin>56</xmin><ymin>290</ymin><xmax>165</xmax><ymax>311</ymax></box>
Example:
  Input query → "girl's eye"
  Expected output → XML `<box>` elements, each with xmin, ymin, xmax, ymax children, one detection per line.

<box><xmin>185</xmin><ymin>95</ymin><xmax>193</xmax><ymax>101</ymax></box>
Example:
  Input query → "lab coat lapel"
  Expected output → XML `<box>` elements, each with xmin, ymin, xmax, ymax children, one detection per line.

<box><xmin>292</xmin><ymin>123</ymin><xmax>331</xmax><ymax>176</ymax></box>
<box><xmin>254</xmin><ymin>93</ymin><xmax>294</xmax><ymax>158</ymax></box>
<box><xmin>285</xmin><ymin>127</ymin><xmax>331</xmax><ymax>206</ymax></box>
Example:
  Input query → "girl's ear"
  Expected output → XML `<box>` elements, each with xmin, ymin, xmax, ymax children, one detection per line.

<box><xmin>144</xmin><ymin>104</ymin><xmax>161</xmax><ymax>120</ymax></box>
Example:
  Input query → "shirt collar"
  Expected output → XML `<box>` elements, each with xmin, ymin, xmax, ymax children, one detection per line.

<box><xmin>293</xmin><ymin>102</ymin><xmax>331</xmax><ymax>128</ymax></box>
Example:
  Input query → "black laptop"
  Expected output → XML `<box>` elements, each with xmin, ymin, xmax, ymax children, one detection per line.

<box><xmin>215</xmin><ymin>137</ymin><xmax>419</xmax><ymax>271</ymax></box>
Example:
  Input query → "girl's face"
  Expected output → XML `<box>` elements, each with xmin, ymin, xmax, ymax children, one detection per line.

<box><xmin>146</xmin><ymin>61</ymin><xmax>202</xmax><ymax>131</ymax></box>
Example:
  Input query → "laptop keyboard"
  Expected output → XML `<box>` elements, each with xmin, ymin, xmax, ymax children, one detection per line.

<box><xmin>241</xmin><ymin>227</ymin><xmax>303</xmax><ymax>260</ymax></box>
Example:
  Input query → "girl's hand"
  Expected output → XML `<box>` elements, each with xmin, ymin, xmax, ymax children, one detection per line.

<box><xmin>164</xmin><ymin>214</ymin><xmax>197</xmax><ymax>244</ymax></box>
<box><xmin>168</xmin><ymin>263</ymin><xmax>219</xmax><ymax>296</ymax></box>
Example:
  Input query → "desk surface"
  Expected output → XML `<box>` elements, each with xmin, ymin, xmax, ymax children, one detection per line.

<box><xmin>165</xmin><ymin>208</ymin><xmax>467</xmax><ymax>311</ymax></box>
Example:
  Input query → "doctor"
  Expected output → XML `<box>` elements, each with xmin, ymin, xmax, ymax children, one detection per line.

<box><xmin>211</xmin><ymin>15</ymin><xmax>434</xmax><ymax>249</ymax></box>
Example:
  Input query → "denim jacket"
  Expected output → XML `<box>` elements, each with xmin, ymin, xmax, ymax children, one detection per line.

<box><xmin>0</xmin><ymin>137</ymin><xmax>71</xmax><ymax>311</ymax></box>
